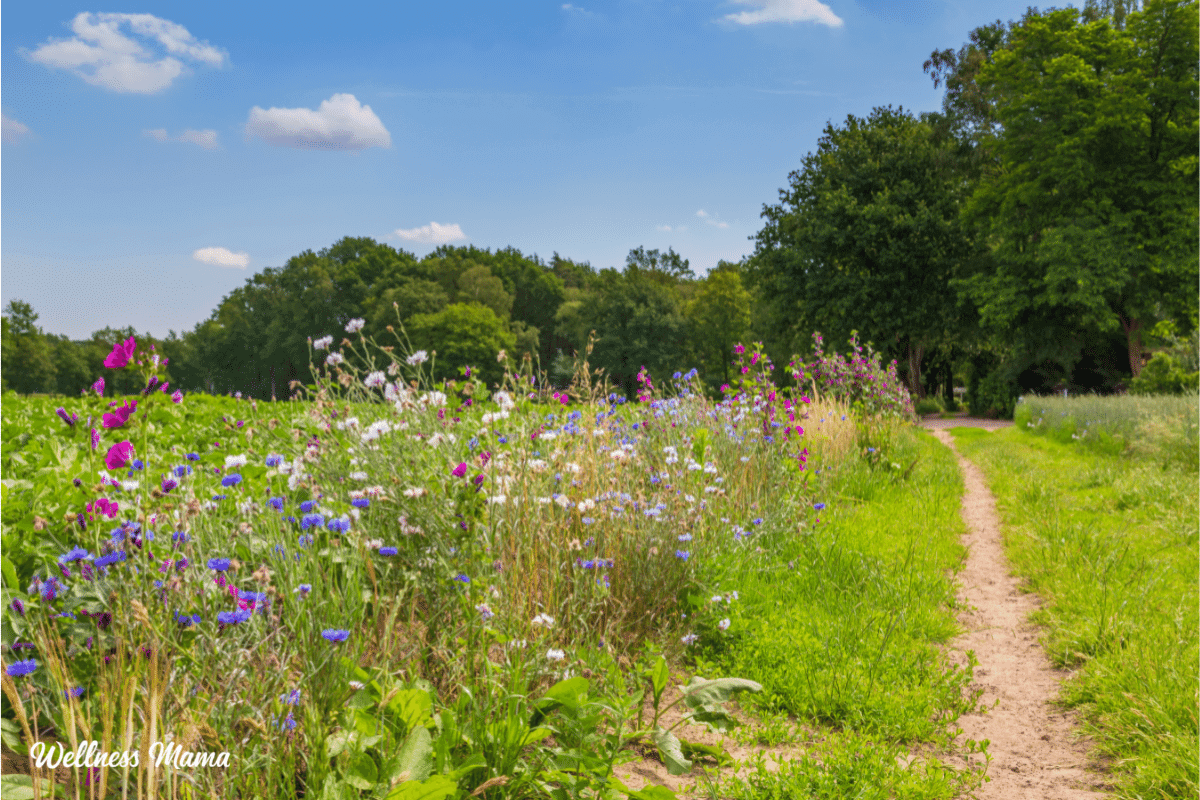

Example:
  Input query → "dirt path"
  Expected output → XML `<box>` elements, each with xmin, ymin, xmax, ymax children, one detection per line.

<box><xmin>928</xmin><ymin>426</ymin><xmax>1106</xmax><ymax>799</ymax></box>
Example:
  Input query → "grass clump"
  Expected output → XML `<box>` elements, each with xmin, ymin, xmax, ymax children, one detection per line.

<box><xmin>953</xmin><ymin>426</ymin><xmax>1198</xmax><ymax>799</ymax></box>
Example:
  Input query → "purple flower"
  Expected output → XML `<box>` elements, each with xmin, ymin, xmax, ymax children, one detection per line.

<box><xmin>379</xmin><ymin>546</ymin><xmax>398</xmax><ymax>557</ymax></box>
<box><xmin>321</xmin><ymin>629</ymin><xmax>350</xmax><ymax>643</ymax></box>
<box><xmin>59</xmin><ymin>546</ymin><xmax>91</xmax><ymax>564</ymax></box>
<box><xmin>813</xmin><ymin>503</ymin><xmax>826</xmax><ymax>511</ymax></box>
<box><xmin>221</xmin><ymin>473</ymin><xmax>243</xmax><ymax>488</ymax></box>
<box><xmin>10</xmin><ymin>599</ymin><xmax>24</xmax><ymax>616</ymax></box>
<box><xmin>92</xmin><ymin>377</ymin><xmax>105</xmax><ymax>396</ymax></box>
<box><xmin>207</xmin><ymin>558</ymin><xmax>231</xmax><ymax>572</ymax></box>
<box><xmin>94</xmin><ymin>551</ymin><xmax>126</xmax><ymax>569</ymax></box>
<box><xmin>161</xmin><ymin>477</ymin><xmax>178</xmax><ymax>494</ymax></box>
<box><xmin>56</xmin><ymin>407</ymin><xmax>77</xmax><ymax>427</ymax></box>
<box><xmin>103</xmin><ymin>336</ymin><xmax>136</xmax><ymax>369</ymax></box>
<box><xmin>268</xmin><ymin>497</ymin><xmax>284</xmax><ymax>512</ymax></box>
<box><xmin>171</xmin><ymin>390</ymin><xmax>183</xmax><ymax>404</ymax></box>
<box><xmin>451</xmin><ymin>462</ymin><xmax>468</xmax><ymax>478</ymax></box>
<box><xmin>300</xmin><ymin>513</ymin><xmax>324</xmax><ymax>530</ymax></box>
<box><xmin>217</xmin><ymin>609</ymin><xmax>251</xmax><ymax>626</ymax></box>
<box><xmin>6</xmin><ymin>659</ymin><xmax>37</xmax><ymax>677</ymax></box>
<box><xmin>675</xmin><ymin>550</ymin><xmax>690</xmax><ymax>562</ymax></box>
<box><xmin>350</xmin><ymin>498</ymin><xmax>369</xmax><ymax>509</ymax></box>
<box><xmin>265</xmin><ymin>454</ymin><xmax>283</xmax><ymax>467</ymax></box>
<box><xmin>104</xmin><ymin>441</ymin><xmax>135</xmax><ymax>470</ymax></box>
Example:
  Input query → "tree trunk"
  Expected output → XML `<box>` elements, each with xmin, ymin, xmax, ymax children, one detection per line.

<box><xmin>1120</xmin><ymin>315</ymin><xmax>1143</xmax><ymax>377</ymax></box>
<box><xmin>907</xmin><ymin>341</ymin><xmax>925</xmax><ymax>398</ymax></box>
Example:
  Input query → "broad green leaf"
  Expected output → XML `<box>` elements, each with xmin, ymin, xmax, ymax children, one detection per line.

<box><xmin>684</xmin><ymin>709</ymin><xmax>739</xmax><ymax>732</ymax></box>
<box><xmin>648</xmin><ymin>656</ymin><xmax>669</xmax><ymax>700</ymax></box>
<box><xmin>384</xmin><ymin>775</ymin><xmax>458</xmax><ymax>800</ymax></box>
<box><xmin>388</xmin><ymin>688</ymin><xmax>433</xmax><ymax>734</ymax></box>
<box><xmin>325</xmin><ymin>729</ymin><xmax>353</xmax><ymax>758</ymax></box>
<box><xmin>542</xmin><ymin>676</ymin><xmax>590</xmax><ymax>710</ymax></box>
<box><xmin>650</xmin><ymin>727</ymin><xmax>691</xmax><ymax>776</ymax></box>
<box><xmin>392</xmin><ymin>725</ymin><xmax>433</xmax><ymax>783</ymax></box>
<box><xmin>345</xmin><ymin>752</ymin><xmax>378</xmax><ymax>789</ymax></box>
<box><xmin>678</xmin><ymin>739</ymin><xmax>733</xmax><ymax>767</ymax></box>
<box><xmin>681</xmin><ymin>677</ymin><xmax>762</xmax><ymax>710</ymax></box>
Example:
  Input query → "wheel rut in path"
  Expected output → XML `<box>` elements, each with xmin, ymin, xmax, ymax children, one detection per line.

<box><xmin>930</xmin><ymin>428</ymin><xmax>1106</xmax><ymax>799</ymax></box>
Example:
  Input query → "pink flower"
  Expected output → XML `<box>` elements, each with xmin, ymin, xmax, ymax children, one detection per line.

<box><xmin>102</xmin><ymin>400</ymin><xmax>137</xmax><ymax>429</ymax></box>
<box><xmin>104</xmin><ymin>441</ymin><xmax>135</xmax><ymax>470</ymax></box>
<box><xmin>171</xmin><ymin>390</ymin><xmax>183</xmax><ymax>404</ymax></box>
<box><xmin>92</xmin><ymin>377</ymin><xmax>105</xmax><ymax>396</ymax></box>
<box><xmin>451</xmin><ymin>462</ymin><xmax>468</xmax><ymax>478</ymax></box>
<box><xmin>90</xmin><ymin>428</ymin><xmax>100</xmax><ymax>451</ymax></box>
<box><xmin>87</xmin><ymin>498</ymin><xmax>119</xmax><ymax>519</ymax></box>
<box><xmin>103</xmin><ymin>336</ymin><xmax>136</xmax><ymax>370</ymax></box>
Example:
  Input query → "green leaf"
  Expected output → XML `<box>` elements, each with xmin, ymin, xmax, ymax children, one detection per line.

<box><xmin>651</xmin><ymin>727</ymin><xmax>691</xmax><ymax>776</ymax></box>
<box><xmin>683</xmin><ymin>709</ymin><xmax>739</xmax><ymax>733</ymax></box>
<box><xmin>542</xmin><ymin>676</ymin><xmax>590</xmax><ymax>710</ymax></box>
<box><xmin>388</xmin><ymin>688</ymin><xmax>433</xmax><ymax>735</ymax></box>
<box><xmin>325</xmin><ymin>729</ymin><xmax>353</xmax><ymax>758</ymax></box>
<box><xmin>622</xmin><ymin>785</ymin><xmax>679</xmax><ymax>800</ymax></box>
<box><xmin>678</xmin><ymin>739</ymin><xmax>733</xmax><ymax>767</ymax></box>
<box><xmin>0</xmin><ymin>774</ymin><xmax>51</xmax><ymax>800</ymax></box>
<box><xmin>0</xmin><ymin>719</ymin><xmax>25</xmax><ymax>753</ymax></box>
<box><xmin>344</xmin><ymin>752</ymin><xmax>378</xmax><ymax>790</ymax></box>
<box><xmin>384</xmin><ymin>775</ymin><xmax>458</xmax><ymax>800</ymax></box>
<box><xmin>392</xmin><ymin>725</ymin><xmax>433</xmax><ymax>783</ymax></box>
<box><xmin>681</xmin><ymin>677</ymin><xmax>762</xmax><ymax>710</ymax></box>
<box><xmin>648</xmin><ymin>656</ymin><xmax>669</xmax><ymax>700</ymax></box>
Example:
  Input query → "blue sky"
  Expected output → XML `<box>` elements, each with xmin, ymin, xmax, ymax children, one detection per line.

<box><xmin>3</xmin><ymin>0</ymin><xmax>1041</xmax><ymax>340</ymax></box>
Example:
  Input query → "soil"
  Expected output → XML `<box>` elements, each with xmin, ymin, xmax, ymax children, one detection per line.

<box><xmin>928</xmin><ymin>424</ymin><xmax>1108</xmax><ymax>799</ymax></box>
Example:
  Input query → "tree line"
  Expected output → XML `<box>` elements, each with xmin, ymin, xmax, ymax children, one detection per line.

<box><xmin>3</xmin><ymin>0</ymin><xmax>1196</xmax><ymax>414</ymax></box>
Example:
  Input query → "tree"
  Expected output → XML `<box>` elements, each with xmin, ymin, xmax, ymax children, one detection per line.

<box><xmin>1</xmin><ymin>301</ymin><xmax>58</xmax><ymax>394</ymax></box>
<box><xmin>406</xmin><ymin>303</ymin><xmax>516</xmax><ymax>387</ymax></box>
<box><xmin>931</xmin><ymin>0</ymin><xmax>1199</xmax><ymax>378</ymax></box>
<box><xmin>686</xmin><ymin>264</ymin><xmax>752</xmax><ymax>391</ymax></box>
<box><xmin>456</xmin><ymin>265</ymin><xmax>513</xmax><ymax>320</ymax></box>
<box><xmin>748</xmin><ymin>106</ymin><xmax>977</xmax><ymax>397</ymax></box>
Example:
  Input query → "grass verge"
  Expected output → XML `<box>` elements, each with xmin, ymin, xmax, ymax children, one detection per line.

<box><xmin>953</xmin><ymin>426</ymin><xmax>1198</xmax><ymax>799</ymax></box>
<box><xmin>699</xmin><ymin>426</ymin><xmax>987</xmax><ymax>799</ymax></box>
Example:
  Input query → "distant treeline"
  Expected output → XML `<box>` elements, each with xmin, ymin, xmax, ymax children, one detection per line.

<box><xmin>3</xmin><ymin>0</ymin><xmax>1196</xmax><ymax>413</ymax></box>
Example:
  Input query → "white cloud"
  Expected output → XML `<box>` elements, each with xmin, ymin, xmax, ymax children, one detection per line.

<box><xmin>657</xmin><ymin>224</ymin><xmax>689</xmax><ymax>233</ymax></box>
<box><xmin>723</xmin><ymin>0</ymin><xmax>843</xmax><ymax>27</ymax></box>
<box><xmin>393</xmin><ymin>222</ymin><xmax>466</xmax><ymax>245</ymax></box>
<box><xmin>696</xmin><ymin>209</ymin><xmax>730</xmax><ymax>229</ymax></box>
<box><xmin>562</xmin><ymin>3</ymin><xmax>595</xmax><ymax>14</ymax></box>
<box><xmin>25</xmin><ymin>12</ymin><xmax>226</xmax><ymax>94</ymax></box>
<box><xmin>2</xmin><ymin>114</ymin><xmax>31</xmax><ymax>144</ymax></box>
<box><xmin>145</xmin><ymin>127</ymin><xmax>218</xmax><ymax>149</ymax></box>
<box><xmin>193</xmin><ymin>247</ymin><xmax>249</xmax><ymax>269</ymax></box>
<box><xmin>245</xmin><ymin>93</ymin><xmax>391</xmax><ymax>151</ymax></box>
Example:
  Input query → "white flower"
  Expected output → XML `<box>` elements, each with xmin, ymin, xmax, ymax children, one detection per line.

<box><xmin>492</xmin><ymin>391</ymin><xmax>515</xmax><ymax>411</ymax></box>
<box><xmin>345</xmin><ymin>318</ymin><xmax>365</xmax><ymax>333</ymax></box>
<box><xmin>403</xmin><ymin>487</ymin><xmax>428</xmax><ymax>498</ymax></box>
<box><xmin>546</xmin><ymin>648</ymin><xmax>565</xmax><ymax>661</ymax></box>
<box><xmin>406</xmin><ymin>350</ymin><xmax>428</xmax><ymax>366</ymax></box>
<box><xmin>121</xmin><ymin>480</ymin><xmax>140</xmax><ymax>492</ymax></box>
<box><xmin>313</xmin><ymin>335</ymin><xmax>333</xmax><ymax>350</ymax></box>
<box><xmin>711</xmin><ymin>595</ymin><xmax>724</xmax><ymax>603</ymax></box>
<box><xmin>528</xmin><ymin>459</ymin><xmax>548</xmax><ymax>473</ymax></box>
<box><xmin>532</xmin><ymin>613</ymin><xmax>555</xmax><ymax>628</ymax></box>
<box><xmin>681</xmin><ymin>633</ymin><xmax>698</xmax><ymax>645</ymax></box>
<box><xmin>718</xmin><ymin>618</ymin><xmax>731</xmax><ymax>631</ymax></box>
<box><xmin>326</xmin><ymin>352</ymin><xmax>345</xmax><ymax>366</ymax></box>
<box><xmin>423</xmin><ymin>391</ymin><xmax>447</xmax><ymax>407</ymax></box>
<box><xmin>349</xmin><ymin>680</ymin><xmax>365</xmax><ymax>691</ymax></box>
<box><xmin>350</xmin><ymin>471</ymin><xmax>369</xmax><ymax>481</ymax></box>
<box><xmin>364</xmin><ymin>371</ymin><xmax>386</xmax><ymax>388</ymax></box>
<box><xmin>487</xmin><ymin>495</ymin><xmax>506</xmax><ymax>505</ymax></box>
<box><xmin>224</xmin><ymin>454</ymin><xmax>248</xmax><ymax>469</ymax></box>
<box><xmin>577</xmin><ymin>498</ymin><xmax>595</xmax><ymax>513</ymax></box>
<box><xmin>384</xmin><ymin>383</ymin><xmax>399</xmax><ymax>401</ymax></box>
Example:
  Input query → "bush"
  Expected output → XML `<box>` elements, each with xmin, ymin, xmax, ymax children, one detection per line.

<box><xmin>971</xmin><ymin>368</ymin><xmax>1020</xmax><ymax>418</ymax></box>
<box><xmin>794</xmin><ymin>331</ymin><xmax>914</xmax><ymax>419</ymax></box>
<box><xmin>1129</xmin><ymin>352</ymin><xmax>1199</xmax><ymax>396</ymax></box>
<box><xmin>914</xmin><ymin>397</ymin><xmax>943</xmax><ymax>415</ymax></box>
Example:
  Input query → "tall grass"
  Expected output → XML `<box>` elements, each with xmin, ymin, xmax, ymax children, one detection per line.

<box><xmin>1014</xmin><ymin>392</ymin><xmax>1198</xmax><ymax>470</ymax></box>
<box><xmin>954</xmin><ymin>427</ymin><xmax>1199</xmax><ymax>799</ymax></box>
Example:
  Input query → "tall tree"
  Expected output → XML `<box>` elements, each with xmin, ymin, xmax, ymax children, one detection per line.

<box><xmin>748</xmin><ymin>106</ymin><xmax>977</xmax><ymax>397</ymax></box>
<box><xmin>686</xmin><ymin>263</ymin><xmax>752</xmax><ymax>391</ymax></box>
<box><xmin>936</xmin><ymin>0</ymin><xmax>1199</xmax><ymax>377</ymax></box>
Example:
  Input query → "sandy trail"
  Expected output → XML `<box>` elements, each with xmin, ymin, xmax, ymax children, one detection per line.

<box><xmin>928</xmin><ymin>425</ymin><xmax>1106</xmax><ymax>799</ymax></box>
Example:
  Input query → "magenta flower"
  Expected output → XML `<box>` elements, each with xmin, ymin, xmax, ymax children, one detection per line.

<box><xmin>90</xmin><ymin>428</ymin><xmax>100</xmax><ymax>451</ymax></box>
<box><xmin>102</xmin><ymin>400</ymin><xmax>137</xmax><ymax>429</ymax></box>
<box><xmin>105</xmin><ymin>441</ymin><xmax>135</xmax><ymax>470</ymax></box>
<box><xmin>87</xmin><ymin>497</ymin><xmax>119</xmax><ymax>518</ymax></box>
<box><xmin>104</xmin><ymin>336</ymin><xmax>136</xmax><ymax>370</ymax></box>
<box><xmin>451</xmin><ymin>462</ymin><xmax>468</xmax><ymax>478</ymax></box>
<box><xmin>92</xmin><ymin>377</ymin><xmax>105</xmax><ymax>396</ymax></box>
<box><xmin>171</xmin><ymin>390</ymin><xmax>183</xmax><ymax>404</ymax></box>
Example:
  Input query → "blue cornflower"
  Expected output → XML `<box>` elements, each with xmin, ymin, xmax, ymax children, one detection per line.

<box><xmin>300</xmin><ymin>513</ymin><xmax>324</xmax><ymax>530</ymax></box>
<box><xmin>498</xmin><ymin>436</ymin><xmax>508</xmax><ymax>444</ymax></box>
<box><xmin>299</xmin><ymin>500</ymin><xmax>316</xmax><ymax>513</ymax></box>
<box><xmin>7</xmin><ymin>659</ymin><xmax>38</xmax><ymax>677</ymax></box>
<box><xmin>173</xmin><ymin>465</ymin><xmax>193</xmax><ymax>477</ymax></box>
<box><xmin>94</xmin><ymin>551</ymin><xmax>126</xmax><ymax>568</ymax></box>
<box><xmin>350</xmin><ymin>498</ymin><xmax>369</xmax><ymax>509</ymax></box>
<box><xmin>581</xmin><ymin>517</ymin><xmax>595</xmax><ymax>525</ymax></box>
<box><xmin>298</xmin><ymin>534</ymin><xmax>313</xmax><ymax>548</ymax></box>
<box><xmin>175</xmin><ymin>611</ymin><xmax>199</xmax><ymax>627</ymax></box>
<box><xmin>326</xmin><ymin>517</ymin><xmax>351</xmax><ymax>534</ymax></box>
<box><xmin>296</xmin><ymin>584</ymin><xmax>312</xmax><ymax>597</ymax></box>
<box><xmin>379</xmin><ymin>547</ymin><xmax>398</xmax><ymax>557</ymax></box>
<box><xmin>64</xmin><ymin>686</ymin><xmax>86</xmax><ymax>698</ymax></box>
<box><xmin>280</xmin><ymin>689</ymin><xmax>301</xmax><ymax>705</ymax></box>
<box><xmin>321</xmin><ymin>629</ymin><xmax>350</xmax><ymax>643</ymax></box>
<box><xmin>813</xmin><ymin>503</ymin><xmax>826</xmax><ymax>511</ymax></box>
<box><xmin>217</xmin><ymin>609</ymin><xmax>251</xmax><ymax>625</ymax></box>
<box><xmin>212</xmin><ymin>494</ymin><xmax>227</xmax><ymax>502</ymax></box>
<box><xmin>221</xmin><ymin>473</ymin><xmax>243</xmax><ymax>488</ymax></box>
<box><xmin>172</xmin><ymin>530</ymin><xmax>190</xmax><ymax>545</ymax></box>
<box><xmin>239</xmin><ymin>590</ymin><xmax>268</xmax><ymax>603</ymax></box>
<box><xmin>268</xmin><ymin>497</ymin><xmax>284</xmax><ymax>512</ymax></box>
<box><xmin>675</xmin><ymin>550</ymin><xmax>690</xmax><ymax>562</ymax></box>
<box><xmin>752</xmin><ymin>518</ymin><xmax>763</xmax><ymax>525</ymax></box>
<box><xmin>453</xmin><ymin>574</ymin><xmax>470</xmax><ymax>583</ymax></box>
<box><xmin>132</xmin><ymin>459</ymin><xmax>144</xmax><ymax>471</ymax></box>
<box><xmin>265</xmin><ymin>454</ymin><xmax>284</xmax><ymax>467</ymax></box>
<box><xmin>678</xmin><ymin>533</ymin><xmax>692</xmax><ymax>542</ymax></box>
<box><xmin>59</xmin><ymin>546</ymin><xmax>92</xmax><ymax>564</ymax></box>
<box><xmin>207</xmin><ymin>558</ymin><xmax>231</xmax><ymax>572</ymax></box>
<box><xmin>186</xmin><ymin>453</ymin><xmax>200</xmax><ymax>461</ymax></box>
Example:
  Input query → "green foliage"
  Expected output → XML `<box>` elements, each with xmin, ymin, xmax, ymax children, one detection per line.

<box><xmin>955</xmin><ymin>428</ymin><xmax>1199</xmax><ymax>798</ymax></box>
<box><xmin>749</xmin><ymin>105</ymin><xmax>977</xmax><ymax>394</ymax></box>
<box><xmin>1129</xmin><ymin>351</ymin><xmax>1200</xmax><ymax>395</ymax></box>
<box><xmin>685</xmin><ymin>267</ymin><xmax>752</xmax><ymax>393</ymax></box>
<box><xmin>405</xmin><ymin>303</ymin><xmax>516</xmax><ymax>386</ymax></box>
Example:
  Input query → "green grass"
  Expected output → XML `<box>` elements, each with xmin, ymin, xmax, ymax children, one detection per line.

<box><xmin>1014</xmin><ymin>392</ymin><xmax>1198</xmax><ymax>470</ymax></box>
<box><xmin>953</xmin><ymin>426</ymin><xmax>1198</xmax><ymax>799</ymax></box>
<box><xmin>702</xmin><ymin>428</ymin><xmax>986</xmax><ymax>799</ymax></box>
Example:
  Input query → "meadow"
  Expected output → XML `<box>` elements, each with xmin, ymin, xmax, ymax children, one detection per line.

<box><xmin>3</xmin><ymin>325</ymin><xmax>1003</xmax><ymax>800</ymax></box>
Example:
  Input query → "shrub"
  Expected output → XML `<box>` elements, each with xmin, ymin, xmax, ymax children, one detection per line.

<box><xmin>792</xmin><ymin>332</ymin><xmax>914</xmax><ymax>419</ymax></box>
<box><xmin>1129</xmin><ymin>352</ymin><xmax>1199</xmax><ymax>396</ymax></box>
